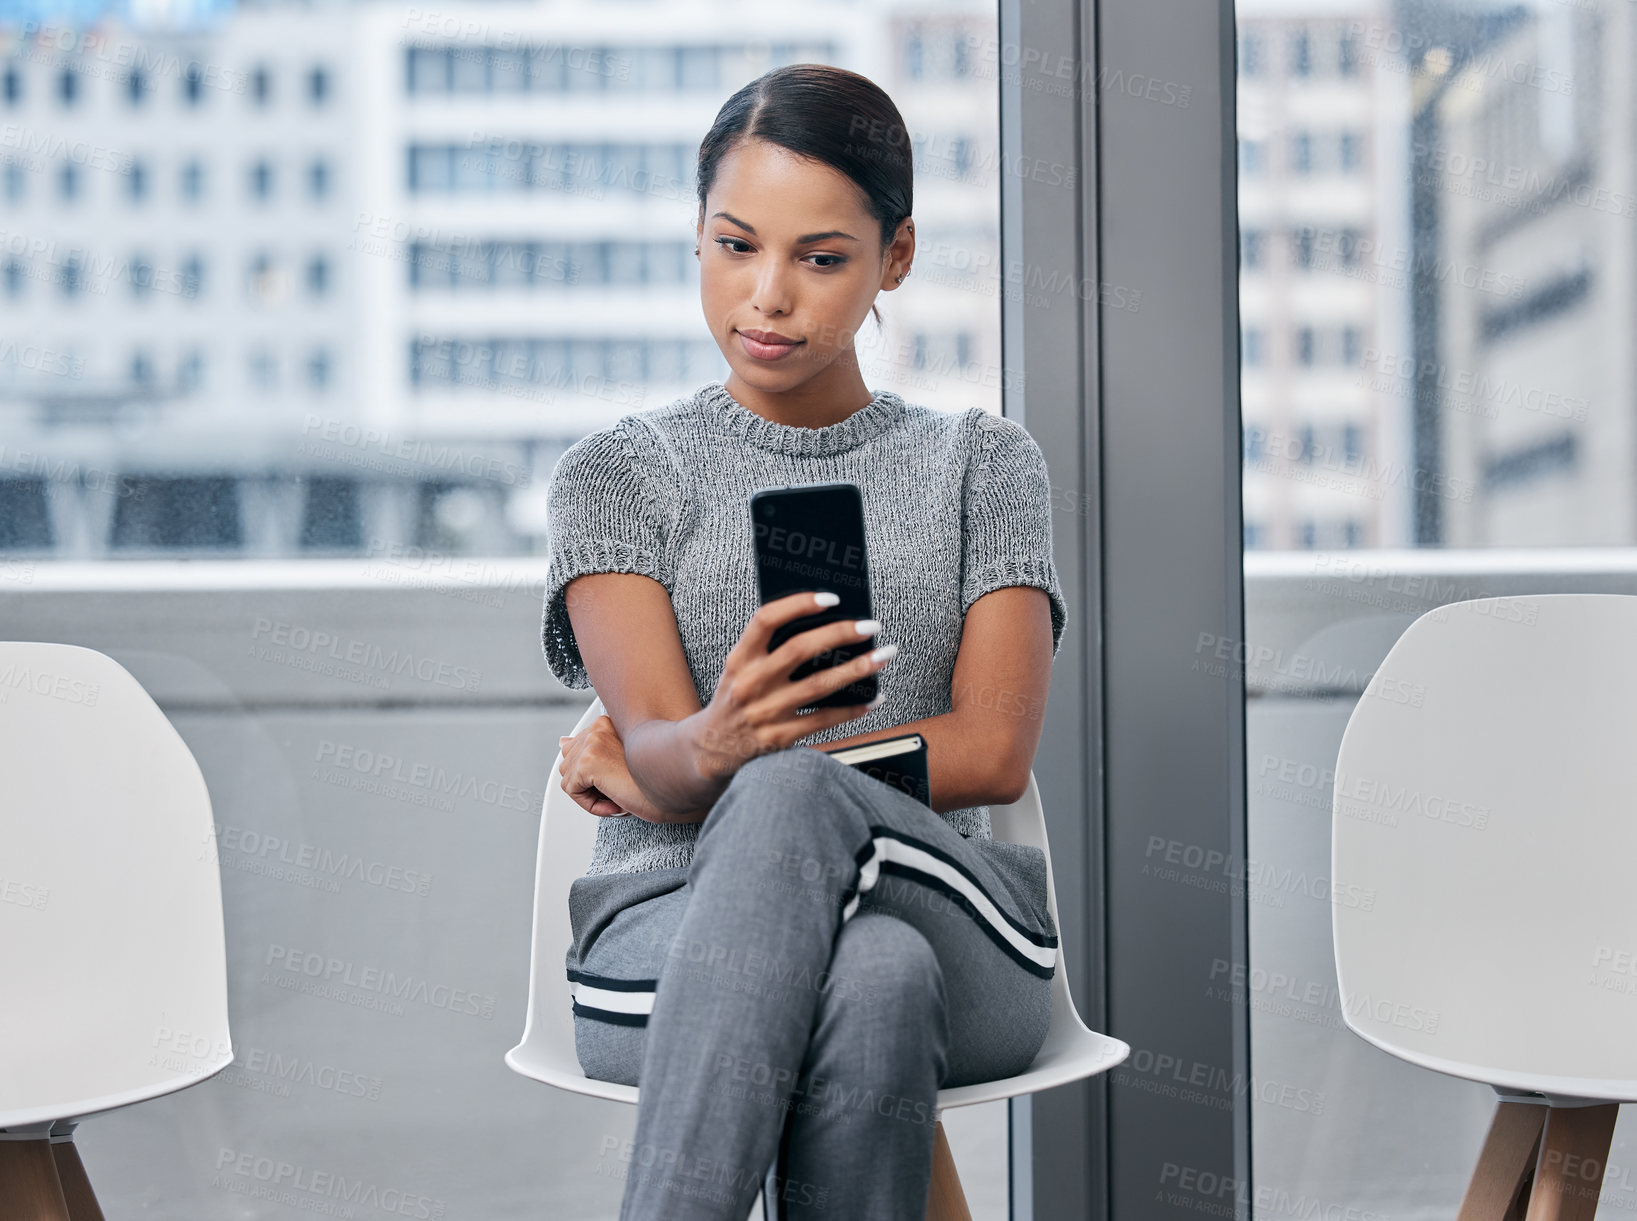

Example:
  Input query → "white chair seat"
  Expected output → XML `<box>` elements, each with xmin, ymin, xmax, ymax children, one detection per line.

<box><xmin>505</xmin><ymin>696</ymin><xmax>1129</xmax><ymax>1110</ymax></box>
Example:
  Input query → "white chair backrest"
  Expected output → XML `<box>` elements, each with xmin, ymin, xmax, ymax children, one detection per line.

<box><xmin>513</xmin><ymin>696</ymin><xmax>607</xmax><ymax>1066</ymax></box>
<box><xmin>0</xmin><ymin>642</ymin><xmax>231</xmax><ymax>1128</ymax></box>
<box><xmin>1331</xmin><ymin>594</ymin><xmax>1637</xmax><ymax>1100</ymax></box>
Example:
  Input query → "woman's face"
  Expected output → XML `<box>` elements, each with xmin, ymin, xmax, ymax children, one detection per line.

<box><xmin>697</xmin><ymin>138</ymin><xmax>908</xmax><ymax>395</ymax></box>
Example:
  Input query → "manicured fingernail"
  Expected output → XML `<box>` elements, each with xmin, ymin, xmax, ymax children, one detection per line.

<box><xmin>854</xmin><ymin>618</ymin><xmax>881</xmax><ymax>636</ymax></box>
<box><xmin>870</xmin><ymin>642</ymin><xmax>898</xmax><ymax>663</ymax></box>
<box><xmin>814</xmin><ymin>591</ymin><xmax>840</xmax><ymax>607</ymax></box>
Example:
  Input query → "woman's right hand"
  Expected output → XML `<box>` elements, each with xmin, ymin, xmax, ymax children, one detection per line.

<box><xmin>685</xmin><ymin>591</ymin><xmax>898</xmax><ymax>783</ymax></box>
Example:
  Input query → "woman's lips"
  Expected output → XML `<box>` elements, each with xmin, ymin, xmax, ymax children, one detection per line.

<box><xmin>738</xmin><ymin>331</ymin><xmax>804</xmax><ymax>362</ymax></box>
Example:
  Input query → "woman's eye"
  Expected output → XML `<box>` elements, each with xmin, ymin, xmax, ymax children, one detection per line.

<box><xmin>710</xmin><ymin>237</ymin><xmax>842</xmax><ymax>269</ymax></box>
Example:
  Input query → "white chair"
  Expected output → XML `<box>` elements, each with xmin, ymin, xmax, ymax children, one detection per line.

<box><xmin>506</xmin><ymin>695</ymin><xmax>1130</xmax><ymax>1219</ymax></box>
<box><xmin>1331</xmin><ymin>593</ymin><xmax>1637</xmax><ymax>1220</ymax></box>
<box><xmin>0</xmin><ymin>642</ymin><xmax>232</xmax><ymax>1220</ymax></box>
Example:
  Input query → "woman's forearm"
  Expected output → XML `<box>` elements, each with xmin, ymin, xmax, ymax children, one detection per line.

<box><xmin>619</xmin><ymin>705</ymin><xmax>1024</xmax><ymax>822</ymax></box>
<box><xmin>621</xmin><ymin>712</ymin><xmax>732</xmax><ymax>823</ymax></box>
<box><xmin>805</xmin><ymin>710</ymin><xmax>1026</xmax><ymax>812</ymax></box>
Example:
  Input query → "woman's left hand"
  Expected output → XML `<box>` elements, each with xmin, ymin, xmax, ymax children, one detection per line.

<box><xmin>558</xmin><ymin>715</ymin><xmax>665</xmax><ymax>819</ymax></box>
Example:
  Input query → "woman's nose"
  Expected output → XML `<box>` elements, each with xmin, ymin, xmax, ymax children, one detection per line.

<box><xmin>750</xmin><ymin>260</ymin><xmax>794</xmax><ymax>315</ymax></box>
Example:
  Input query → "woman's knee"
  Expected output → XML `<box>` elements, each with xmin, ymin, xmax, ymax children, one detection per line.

<box><xmin>697</xmin><ymin>747</ymin><xmax>853</xmax><ymax>863</ymax></box>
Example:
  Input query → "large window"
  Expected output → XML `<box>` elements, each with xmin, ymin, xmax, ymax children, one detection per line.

<box><xmin>1238</xmin><ymin>1</ymin><xmax>1637</xmax><ymax>1215</ymax></box>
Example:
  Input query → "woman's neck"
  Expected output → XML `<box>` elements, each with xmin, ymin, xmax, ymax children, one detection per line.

<box><xmin>722</xmin><ymin>366</ymin><xmax>875</xmax><ymax>429</ymax></box>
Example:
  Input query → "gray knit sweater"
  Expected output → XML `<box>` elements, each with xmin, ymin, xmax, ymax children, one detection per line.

<box><xmin>540</xmin><ymin>379</ymin><xmax>1066</xmax><ymax>876</ymax></box>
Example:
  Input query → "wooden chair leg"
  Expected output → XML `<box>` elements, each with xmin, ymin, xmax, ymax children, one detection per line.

<box><xmin>1522</xmin><ymin>1104</ymin><xmax>1620</xmax><ymax>1221</ymax></box>
<box><xmin>1457</xmin><ymin>1101</ymin><xmax>1546</xmax><ymax>1221</ymax></box>
<box><xmin>0</xmin><ymin>1139</ymin><xmax>73</xmax><ymax>1221</ymax></box>
<box><xmin>925</xmin><ymin>1119</ymin><xmax>972</xmax><ymax>1221</ymax></box>
<box><xmin>48</xmin><ymin>1140</ymin><xmax>104</xmax><ymax>1221</ymax></box>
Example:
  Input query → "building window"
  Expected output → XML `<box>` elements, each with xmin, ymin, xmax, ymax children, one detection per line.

<box><xmin>183</xmin><ymin>62</ymin><xmax>205</xmax><ymax>106</ymax></box>
<box><xmin>59</xmin><ymin>252</ymin><xmax>83</xmax><ymax>298</ymax></box>
<box><xmin>248</xmin><ymin>347</ymin><xmax>278</xmax><ymax>389</ymax></box>
<box><xmin>907</xmin><ymin>26</ymin><xmax>925</xmax><ymax>80</ymax></box>
<box><xmin>249</xmin><ymin>158</ymin><xmax>274</xmax><ymax>201</ymax></box>
<box><xmin>1241</xmin><ymin>327</ymin><xmax>1265</xmax><ymax>367</ymax></box>
<box><xmin>1289</xmin><ymin>28</ymin><xmax>1311</xmax><ymax>76</ymax></box>
<box><xmin>1239</xmin><ymin>31</ymin><xmax>1263</xmax><ymax>76</ymax></box>
<box><xmin>1243</xmin><ymin>424</ymin><xmax>1266</xmax><ymax>463</ymax></box>
<box><xmin>1481</xmin><ymin>431</ymin><xmax>1577</xmax><ymax>490</ymax></box>
<box><xmin>406</xmin><ymin>46</ymin><xmax>449</xmax><ymax>94</ymax></box>
<box><xmin>181</xmin><ymin>253</ymin><xmax>204</xmax><ymax>300</ymax></box>
<box><xmin>1238</xmin><ymin>138</ymin><xmax>1266</xmax><ymax>176</ymax></box>
<box><xmin>181</xmin><ymin>158</ymin><xmax>205</xmax><ymax>202</ymax></box>
<box><xmin>307</xmin><ymin>348</ymin><xmax>332</xmax><ymax>390</ymax></box>
<box><xmin>308</xmin><ymin>64</ymin><xmax>330</xmax><ymax>105</ymax></box>
<box><xmin>1338</xmin><ymin>27</ymin><xmax>1359</xmax><ymax>76</ymax></box>
<box><xmin>308</xmin><ymin>157</ymin><xmax>330</xmax><ymax>200</ymax></box>
<box><xmin>178</xmin><ymin>348</ymin><xmax>205</xmax><ymax>392</ymax></box>
<box><xmin>1480</xmin><ymin>266</ymin><xmax>1592</xmax><ymax>344</ymax></box>
<box><xmin>1289</xmin><ymin>130</ymin><xmax>1312</xmax><ymax>174</ymax></box>
<box><xmin>306</xmin><ymin>253</ymin><xmax>330</xmax><ymax>297</ymax></box>
<box><xmin>130</xmin><ymin>254</ymin><xmax>155</xmax><ymax>300</ymax></box>
<box><xmin>1291</xmin><ymin>226</ymin><xmax>1315</xmax><ymax>269</ymax></box>
<box><xmin>126</xmin><ymin>68</ymin><xmax>147</xmax><ymax>106</ymax></box>
<box><xmin>1296</xmin><ymin>325</ymin><xmax>1315</xmax><ymax>366</ymax></box>
<box><xmin>58</xmin><ymin>66</ymin><xmax>78</xmax><ymax>107</ymax></box>
<box><xmin>130</xmin><ymin>349</ymin><xmax>155</xmax><ymax>387</ymax></box>
<box><xmin>126</xmin><ymin>158</ymin><xmax>148</xmax><ymax>203</ymax></box>
<box><xmin>250</xmin><ymin>64</ymin><xmax>272</xmax><ymax>106</ymax></box>
<box><xmin>3</xmin><ymin>256</ymin><xmax>24</xmax><ymax>297</ymax></box>
<box><xmin>1341</xmin><ymin>326</ymin><xmax>1363</xmax><ymax>364</ymax></box>
<box><xmin>2</xmin><ymin>66</ymin><xmax>20</xmax><ymax>105</ymax></box>
<box><xmin>1343</xmin><ymin>422</ymin><xmax>1362</xmax><ymax>464</ymax></box>
<box><xmin>58</xmin><ymin>161</ymin><xmax>80</xmax><ymax>202</ymax></box>
<box><xmin>248</xmin><ymin>251</ymin><xmax>284</xmax><ymax>304</ymax></box>
<box><xmin>1339</xmin><ymin>130</ymin><xmax>1362</xmax><ymax>172</ymax></box>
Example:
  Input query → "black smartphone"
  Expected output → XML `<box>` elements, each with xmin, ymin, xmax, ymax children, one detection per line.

<box><xmin>750</xmin><ymin>481</ymin><xmax>877</xmax><ymax>711</ymax></box>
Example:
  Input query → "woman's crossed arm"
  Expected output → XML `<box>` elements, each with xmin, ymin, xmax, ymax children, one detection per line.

<box><xmin>558</xmin><ymin>571</ymin><xmax>1054</xmax><ymax>821</ymax></box>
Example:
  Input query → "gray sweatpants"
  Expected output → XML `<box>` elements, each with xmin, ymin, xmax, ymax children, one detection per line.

<box><xmin>563</xmin><ymin>744</ymin><xmax>1058</xmax><ymax>1221</ymax></box>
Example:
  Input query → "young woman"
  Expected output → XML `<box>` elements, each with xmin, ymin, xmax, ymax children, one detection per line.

<box><xmin>542</xmin><ymin>63</ymin><xmax>1065</xmax><ymax>1221</ymax></box>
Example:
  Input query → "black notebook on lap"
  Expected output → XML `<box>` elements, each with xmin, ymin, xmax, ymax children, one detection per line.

<box><xmin>820</xmin><ymin>733</ymin><xmax>931</xmax><ymax>807</ymax></box>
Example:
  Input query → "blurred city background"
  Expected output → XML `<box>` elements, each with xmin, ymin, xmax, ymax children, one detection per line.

<box><xmin>0</xmin><ymin>0</ymin><xmax>1627</xmax><ymax>562</ymax></box>
<box><xmin>0</xmin><ymin>0</ymin><xmax>1004</xmax><ymax>562</ymax></box>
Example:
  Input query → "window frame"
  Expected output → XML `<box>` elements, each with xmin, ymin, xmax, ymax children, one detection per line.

<box><xmin>1003</xmin><ymin>0</ymin><xmax>1248</xmax><ymax>1215</ymax></box>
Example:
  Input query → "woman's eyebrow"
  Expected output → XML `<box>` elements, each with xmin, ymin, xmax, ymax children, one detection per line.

<box><xmin>710</xmin><ymin>211</ymin><xmax>860</xmax><ymax>243</ymax></box>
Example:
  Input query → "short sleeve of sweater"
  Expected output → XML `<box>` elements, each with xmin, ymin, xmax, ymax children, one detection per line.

<box><xmin>540</xmin><ymin>419</ymin><xmax>673</xmax><ymax>689</ymax></box>
<box><xmin>959</xmin><ymin>410</ymin><xmax>1068</xmax><ymax>658</ymax></box>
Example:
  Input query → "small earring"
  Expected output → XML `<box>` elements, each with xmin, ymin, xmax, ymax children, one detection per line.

<box><xmin>694</xmin><ymin>247</ymin><xmax>699</xmax><ymax>255</ymax></box>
